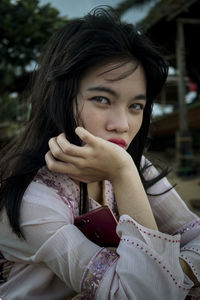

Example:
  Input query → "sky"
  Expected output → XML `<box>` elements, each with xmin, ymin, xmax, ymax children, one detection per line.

<box><xmin>39</xmin><ymin>0</ymin><xmax>156</xmax><ymax>24</ymax></box>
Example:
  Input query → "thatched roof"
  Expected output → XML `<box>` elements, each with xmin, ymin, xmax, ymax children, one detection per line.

<box><xmin>141</xmin><ymin>0</ymin><xmax>199</xmax><ymax>29</ymax></box>
<box><xmin>139</xmin><ymin>0</ymin><xmax>200</xmax><ymax>81</ymax></box>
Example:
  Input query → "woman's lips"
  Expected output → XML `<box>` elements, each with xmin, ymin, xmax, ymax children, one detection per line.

<box><xmin>108</xmin><ymin>138</ymin><xmax>127</xmax><ymax>148</ymax></box>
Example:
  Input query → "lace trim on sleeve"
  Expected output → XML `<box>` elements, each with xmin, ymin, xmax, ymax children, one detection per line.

<box><xmin>81</xmin><ymin>248</ymin><xmax>118</xmax><ymax>299</ymax></box>
<box><xmin>180</xmin><ymin>254</ymin><xmax>200</xmax><ymax>283</ymax></box>
<box><xmin>173</xmin><ymin>218</ymin><xmax>200</xmax><ymax>235</ymax></box>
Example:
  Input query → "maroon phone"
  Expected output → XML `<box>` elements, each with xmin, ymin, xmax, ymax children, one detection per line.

<box><xmin>74</xmin><ymin>206</ymin><xmax>120</xmax><ymax>247</ymax></box>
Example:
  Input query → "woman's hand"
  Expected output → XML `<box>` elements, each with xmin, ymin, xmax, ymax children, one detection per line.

<box><xmin>45</xmin><ymin>127</ymin><xmax>133</xmax><ymax>183</ymax></box>
<box><xmin>45</xmin><ymin>127</ymin><xmax>158</xmax><ymax>230</ymax></box>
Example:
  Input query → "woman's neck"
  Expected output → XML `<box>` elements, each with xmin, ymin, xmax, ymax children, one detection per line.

<box><xmin>72</xmin><ymin>179</ymin><xmax>103</xmax><ymax>204</ymax></box>
<box><xmin>87</xmin><ymin>181</ymin><xmax>102</xmax><ymax>204</ymax></box>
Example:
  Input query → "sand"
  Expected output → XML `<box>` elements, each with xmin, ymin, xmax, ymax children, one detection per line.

<box><xmin>147</xmin><ymin>151</ymin><xmax>200</xmax><ymax>217</ymax></box>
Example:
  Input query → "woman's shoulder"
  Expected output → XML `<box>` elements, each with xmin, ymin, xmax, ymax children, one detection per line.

<box><xmin>33</xmin><ymin>166</ymin><xmax>79</xmax><ymax>198</ymax></box>
<box><xmin>22</xmin><ymin>166</ymin><xmax>80</xmax><ymax>216</ymax></box>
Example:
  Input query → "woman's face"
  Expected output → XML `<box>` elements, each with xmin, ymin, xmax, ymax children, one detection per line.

<box><xmin>76</xmin><ymin>60</ymin><xmax>146</xmax><ymax>149</ymax></box>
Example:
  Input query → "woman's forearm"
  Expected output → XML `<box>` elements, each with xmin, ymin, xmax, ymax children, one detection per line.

<box><xmin>111</xmin><ymin>166</ymin><xmax>200</xmax><ymax>287</ymax></box>
<box><xmin>111</xmin><ymin>165</ymin><xmax>200</xmax><ymax>286</ymax></box>
<box><xmin>111</xmin><ymin>165</ymin><xmax>158</xmax><ymax>230</ymax></box>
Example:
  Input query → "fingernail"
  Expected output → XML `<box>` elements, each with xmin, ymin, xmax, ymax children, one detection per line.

<box><xmin>75</xmin><ymin>127</ymin><xmax>83</xmax><ymax>135</ymax></box>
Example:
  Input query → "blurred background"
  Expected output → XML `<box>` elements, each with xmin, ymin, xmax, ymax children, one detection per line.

<box><xmin>0</xmin><ymin>0</ymin><xmax>200</xmax><ymax>215</ymax></box>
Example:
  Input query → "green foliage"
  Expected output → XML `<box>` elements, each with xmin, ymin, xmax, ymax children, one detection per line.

<box><xmin>0</xmin><ymin>94</ymin><xmax>18</xmax><ymax>122</ymax></box>
<box><xmin>0</xmin><ymin>0</ymin><xmax>68</xmax><ymax>125</ymax></box>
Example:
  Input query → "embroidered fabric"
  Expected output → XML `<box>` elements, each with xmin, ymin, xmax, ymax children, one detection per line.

<box><xmin>33</xmin><ymin>167</ymin><xmax>80</xmax><ymax>216</ymax></box>
<box><xmin>180</xmin><ymin>254</ymin><xmax>199</xmax><ymax>282</ymax></box>
<box><xmin>1</xmin><ymin>164</ymin><xmax>198</xmax><ymax>298</ymax></box>
<box><xmin>121</xmin><ymin>238</ymin><xmax>191</xmax><ymax>291</ymax></box>
<box><xmin>119</xmin><ymin>218</ymin><xmax>181</xmax><ymax>243</ymax></box>
<box><xmin>33</xmin><ymin>167</ymin><xmax>120</xmax><ymax>220</ymax></box>
<box><xmin>173</xmin><ymin>218</ymin><xmax>200</xmax><ymax>235</ymax></box>
<box><xmin>81</xmin><ymin>248</ymin><xmax>118</xmax><ymax>299</ymax></box>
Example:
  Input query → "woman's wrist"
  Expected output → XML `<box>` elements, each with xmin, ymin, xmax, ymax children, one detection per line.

<box><xmin>109</xmin><ymin>160</ymin><xmax>137</xmax><ymax>184</ymax></box>
<box><xmin>111</xmin><ymin>164</ymin><xmax>158</xmax><ymax>230</ymax></box>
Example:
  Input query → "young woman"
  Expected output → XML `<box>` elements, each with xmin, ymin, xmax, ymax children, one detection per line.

<box><xmin>0</xmin><ymin>8</ymin><xmax>199</xmax><ymax>300</ymax></box>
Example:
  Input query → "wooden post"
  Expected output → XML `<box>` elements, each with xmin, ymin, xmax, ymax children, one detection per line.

<box><xmin>176</xmin><ymin>19</ymin><xmax>194</xmax><ymax>176</ymax></box>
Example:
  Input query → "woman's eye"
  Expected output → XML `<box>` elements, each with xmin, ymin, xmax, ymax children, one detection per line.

<box><xmin>90</xmin><ymin>96</ymin><xmax>109</xmax><ymax>104</ymax></box>
<box><xmin>130</xmin><ymin>103</ymin><xmax>144</xmax><ymax>111</ymax></box>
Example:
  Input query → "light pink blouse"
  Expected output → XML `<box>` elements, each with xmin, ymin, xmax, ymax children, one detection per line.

<box><xmin>0</xmin><ymin>157</ymin><xmax>200</xmax><ymax>299</ymax></box>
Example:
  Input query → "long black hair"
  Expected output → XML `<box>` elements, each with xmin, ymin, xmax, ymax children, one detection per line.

<box><xmin>0</xmin><ymin>8</ymin><xmax>168</xmax><ymax>237</ymax></box>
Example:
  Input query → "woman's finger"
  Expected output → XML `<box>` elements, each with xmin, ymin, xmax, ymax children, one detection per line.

<box><xmin>45</xmin><ymin>152</ymin><xmax>95</xmax><ymax>182</ymax></box>
<box><xmin>45</xmin><ymin>151</ymin><xmax>81</xmax><ymax>175</ymax></box>
<box><xmin>75</xmin><ymin>127</ymin><xmax>98</xmax><ymax>146</ymax></box>
<box><xmin>48</xmin><ymin>137</ymin><xmax>67</xmax><ymax>161</ymax></box>
<box><xmin>56</xmin><ymin>133</ymin><xmax>87</xmax><ymax>157</ymax></box>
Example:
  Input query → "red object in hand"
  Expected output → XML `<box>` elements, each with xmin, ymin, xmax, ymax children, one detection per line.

<box><xmin>74</xmin><ymin>206</ymin><xmax>120</xmax><ymax>247</ymax></box>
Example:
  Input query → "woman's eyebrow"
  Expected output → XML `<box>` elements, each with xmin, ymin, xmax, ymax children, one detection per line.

<box><xmin>87</xmin><ymin>85</ymin><xmax>146</xmax><ymax>101</ymax></box>
<box><xmin>87</xmin><ymin>85</ymin><xmax>119</xmax><ymax>97</ymax></box>
<box><xmin>134</xmin><ymin>94</ymin><xmax>146</xmax><ymax>101</ymax></box>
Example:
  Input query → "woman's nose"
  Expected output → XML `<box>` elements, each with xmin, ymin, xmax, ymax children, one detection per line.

<box><xmin>106</xmin><ymin>110</ymin><xmax>129</xmax><ymax>132</ymax></box>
